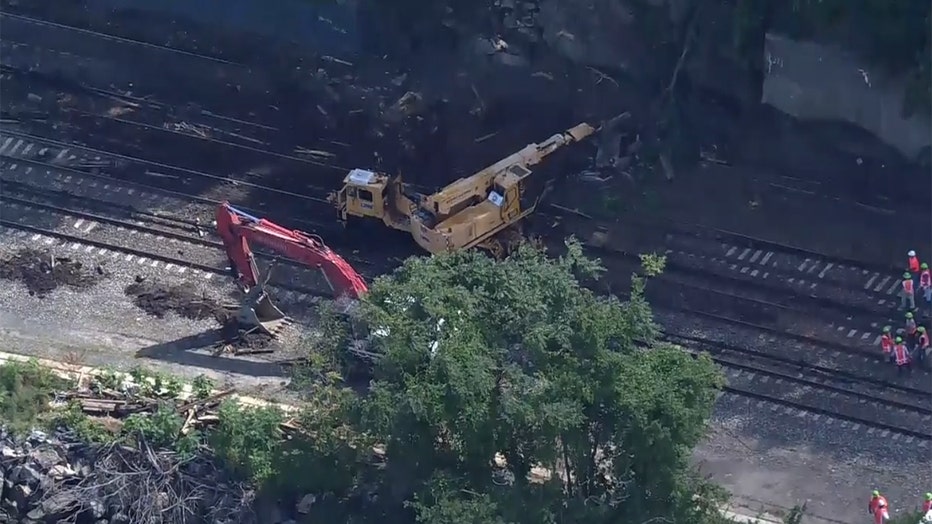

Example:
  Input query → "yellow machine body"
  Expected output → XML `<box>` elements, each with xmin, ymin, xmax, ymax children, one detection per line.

<box><xmin>331</xmin><ymin>122</ymin><xmax>596</xmax><ymax>256</ymax></box>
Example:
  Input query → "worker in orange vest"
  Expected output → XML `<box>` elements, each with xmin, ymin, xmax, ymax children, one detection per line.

<box><xmin>894</xmin><ymin>336</ymin><xmax>912</xmax><ymax>374</ymax></box>
<box><xmin>923</xmin><ymin>493</ymin><xmax>932</xmax><ymax>513</ymax></box>
<box><xmin>902</xmin><ymin>272</ymin><xmax>916</xmax><ymax>310</ymax></box>
<box><xmin>870</xmin><ymin>490</ymin><xmax>889</xmax><ymax>523</ymax></box>
<box><xmin>880</xmin><ymin>326</ymin><xmax>895</xmax><ymax>362</ymax></box>
<box><xmin>909</xmin><ymin>250</ymin><xmax>921</xmax><ymax>273</ymax></box>
<box><xmin>917</xmin><ymin>326</ymin><xmax>929</xmax><ymax>366</ymax></box>
<box><xmin>920</xmin><ymin>263</ymin><xmax>932</xmax><ymax>304</ymax></box>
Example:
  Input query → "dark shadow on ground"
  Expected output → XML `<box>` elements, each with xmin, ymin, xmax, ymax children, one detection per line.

<box><xmin>135</xmin><ymin>330</ymin><xmax>291</xmax><ymax>378</ymax></box>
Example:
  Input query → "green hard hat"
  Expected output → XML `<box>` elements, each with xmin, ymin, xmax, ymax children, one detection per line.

<box><xmin>926</xmin><ymin>492</ymin><xmax>932</xmax><ymax>501</ymax></box>
<box><xmin>873</xmin><ymin>490</ymin><xmax>881</xmax><ymax>497</ymax></box>
<box><xmin>923</xmin><ymin>262</ymin><xmax>929</xmax><ymax>269</ymax></box>
<box><xmin>919</xmin><ymin>326</ymin><xmax>927</xmax><ymax>333</ymax></box>
<box><xmin>907</xmin><ymin>312</ymin><xmax>914</xmax><ymax>319</ymax></box>
<box><xmin>883</xmin><ymin>325</ymin><xmax>891</xmax><ymax>333</ymax></box>
<box><xmin>896</xmin><ymin>337</ymin><xmax>903</xmax><ymax>343</ymax></box>
<box><xmin>904</xmin><ymin>272</ymin><xmax>912</xmax><ymax>279</ymax></box>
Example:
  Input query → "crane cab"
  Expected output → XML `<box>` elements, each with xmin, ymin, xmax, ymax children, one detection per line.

<box><xmin>333</xmin><ymin>168</ymin><xmax>415</xmax><ymax>233</ymax></box>
<box><xmin>334</xmin><ymin>169</ymin><xmax>392</xmax><ymax>222</ymax></box>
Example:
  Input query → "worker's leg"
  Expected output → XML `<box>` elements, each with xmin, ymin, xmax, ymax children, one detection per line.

<box><xmin>908</xmin><ymin>293</ymin><xmax>916</xmax><ymax>310</ymax></box>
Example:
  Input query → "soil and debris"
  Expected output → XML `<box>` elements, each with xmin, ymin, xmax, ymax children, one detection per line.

<box><xmin>124</xmin><ymin>277</ymin><xmax>274</xmax><ymax>353</ymax></box>
<box><xmin>0</xmin><ymin>248</ymin><xmax>105</xmax><ymax>297</ymax></box>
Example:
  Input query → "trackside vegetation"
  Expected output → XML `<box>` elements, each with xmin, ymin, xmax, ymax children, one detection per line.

<box><xmin>0</xmin><ymin>241</ymin><xmax>843</xmax><ymax>523</ymax></box>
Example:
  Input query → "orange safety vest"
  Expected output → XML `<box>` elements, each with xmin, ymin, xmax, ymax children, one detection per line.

<box><xmin>909</xmin><ymin>256</ymin><xmax>920</xmax><ymax>272</ymax></box>
<box><xmin>872</xmin><ymin>497</ymin><xmax>889</xmax><ymax>524</ymax></box>
<box><xmin>921</xmin><ymin>270</ymin><xmax>931</xmax><ymax>288</ymax></box>
<box><xmin>881</xmin><ymin>334</ymin><xmax>894</xmax><ymax>353</ymax></box>
<box><xmin>923</xmin><ymin>499</ymin><xmax>932</xmax><ymax>513</ymax></box>
<box><xmin>894</xmin><ymin>344</ymin><xmax>910</xmax><ymax>365</ymax></box>
<box><xmin>920</xmin><ymin>333</ymin><xmax>930</xmax><ymax>349</ymax></box>
<box><xmin>903</xmin><ymin>279</ymin><xmax>915</xmax><ymax>294</ymax></box>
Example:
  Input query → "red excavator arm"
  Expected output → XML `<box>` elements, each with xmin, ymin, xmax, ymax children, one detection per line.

<box><xmin>215</xmin><ymin>202</ymin><xmax>368</xmax><ymax>299</ymax></box>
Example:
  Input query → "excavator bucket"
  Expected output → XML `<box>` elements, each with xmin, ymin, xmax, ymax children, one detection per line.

<box><xmin>235</xmin><ymin>284</ymin><xmax>290</xmax><ymax>337</ymax></box>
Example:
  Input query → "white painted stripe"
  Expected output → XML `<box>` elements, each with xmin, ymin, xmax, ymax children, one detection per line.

<box><xmin>873</xmin><ymin>335</ymin><xmax>883</xmax><ymax>345</ymax></box>
<box><xmin>0</xmin><ymin>137</ymin><xmax>13</xmax><ymax>154</ymax></box>
<box><xmin>725</xmin><ymin>246</ymin><xmax>737</xmax><ymax>257</ymax></box>
<box><xmin>797</xmin><ymin>259</ymin><xmax>810</xmax><ymax>271</ymax></box>
<box><xmin>886</xmin><ymin>280</ymin><xmax>900</xmax><ymax>295</ymax></box>
<box><xmin>817</xmin><ymin>262</ymin><xmax>834</xmax><ymax>278</ymax></box>
<box><xmin>760</xmin><ymin>251</ymin><xmax>774</xmax><ymax>265</ymax></box>
<box><xmin>9</xmin><ymin>139</ymin><xmax>23</xmax><ymax>154</ymax></box>
<box><xmin>84</xmin><ymin>223</ymin><xmax>96</xmax><ymax>233</ymax></box>
<box><xmin>837</xmin><ymin>326</ymin><xmax>846</xmax><ymax>332</ymax></box>
<box><xmin>73</xmin><ymin>219</ymin><xmax>84</xmax><ymax>229</ymax></box>
<box><xmin>864</xmin><ymin>273</ymin><xmax>879</xmax><ymax>289</ymax></box>
<box><xmin>738</xmin><ymin>248</ymin><xmax>751</xmax><ymax>260</ymax></box>
<box><xmin>861</xmin><ymin>332</ymin><xmax>871</xmax><ymax>340</ymax></box>
<box><xmin>21</xmin><ymin>143</ymin><xmax>33</xmax><ymax>155</ymax></box>
<box><xmin>846</xmin><ymin>329</ymin><xmax>857</xmax><ymax>338</ymax></box>
<box><xmin>137</xmin><ymin>258</ymin><xmax>146</xmax><ymax>265</ymax></box>
<box><xmin>749</xmin><ymin>250</ymin><xmax>762</xmax><ymax>263</ymax></box>
<box><xmin>750</xmin><ymin>269</ymin><xmax>759</xmax><ymax>277</ymax></box>
<box><xmin>874</xmin><ymin>275</ymin><xmax>891</xmax><ymax>292</ymax></box>
<box><xmin>762</xmin><ymin>272</ymin><xmax>769</xmax><ymax>278</ymax></box>
<box><xmin>740</xmin><ymin>267</ymin><xmax>749</xmax><ymax>274</ymax></box>
<box><xmin>178</xmin><ymin>267</ymin><xmax>186</xmax><ymax>273</ymax></box>
<box><xmin>30</xmin><ymin>234</ymin><xmax>40</xmax><ymax>241</ymax></box>
<box><xmin>70</xmin><ymin>243</ymin><xmax>80</xmax><ymax>250</ymax></box>
<box><xmin>807</xmin><ymin>262</ymin><xmax>820</xmax><ymax>274</ymax></box>
<box><xmin>125</xmin><ymin>255</ymin><xmax>134</xmax><ymax>261</ymax></box>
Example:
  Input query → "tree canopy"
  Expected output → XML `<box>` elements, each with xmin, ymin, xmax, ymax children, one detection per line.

<box><xmin>312</xmin><ymin>241</ymin><xmax>726</xmax><ymax>523</ymax></box>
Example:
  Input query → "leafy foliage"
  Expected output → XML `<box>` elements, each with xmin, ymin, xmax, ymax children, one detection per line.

<box><xmin>210</xmin><ymin>401</ymin><xmax>284</xmax><ymax>486</ymax></box>
<box><xmin>0</xmin><ymin>359</ymin><xmax>72</xmax><ymax>434</ymax></box>
<box><xmin>354</xmin><ymin>241</ymin><xmax>724</xmax><ymax>523</ymax></box>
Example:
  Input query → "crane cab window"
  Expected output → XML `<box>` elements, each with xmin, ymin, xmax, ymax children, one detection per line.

<box><xmin>357</xmin><ymin>188</ymin><xmax>374</xmax><ymax>202</ymax></box>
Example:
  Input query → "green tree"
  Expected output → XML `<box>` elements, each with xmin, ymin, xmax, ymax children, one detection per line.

<box><xmin>355</xmin><ymin>241</ymin><xmax>724</xmax><ymax>523</ymax></box>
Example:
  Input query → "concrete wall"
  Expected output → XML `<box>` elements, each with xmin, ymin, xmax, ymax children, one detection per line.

<box><xmin>82</xmin><ymin>0</ymin><xmax>359</xmax><ymax>56</ymax></box>
<box><xmin>762</xmin><ymin>32</ymin><xmax>931</xmax><ymax>161</ymax></box>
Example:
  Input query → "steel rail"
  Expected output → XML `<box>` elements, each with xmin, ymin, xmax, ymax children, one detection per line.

<box><xmin>0</xmin><ymin>147</ymin><xmax>340</xmax><ymax>234</ymax></box>
<box><xmin>0</xmin><ymin>129</ymin><xmax>334</xmax><ymax>205</ymax></box>
<box><xmin>0</xmin><ymin>219</ymin><xmax>330</xmax><ymax>299</ymax></box>
<box><xmin>717</xmin><ymin>385</ymin><xmax>930</xmax><ymax>440</ymax></box>
<box><xmin>0</xmin><ymin>186</ymin><xmax>376</xmax><ymax>273</ymax></box>
<box><xmin>0</xmin><ymin>11</ymin><xmax>244</xmax><ymax>66</ymax></box>
<box><xmin>661</xmin><ymin>332</ymin><xmax>930</xmax><ymax>399</ymax></box>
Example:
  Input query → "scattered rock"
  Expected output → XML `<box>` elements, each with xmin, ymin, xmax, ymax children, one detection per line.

<box><xmin>0</xmin><ymin>248</ymin><xmax>104</xmax><ymax>297</ymax></box>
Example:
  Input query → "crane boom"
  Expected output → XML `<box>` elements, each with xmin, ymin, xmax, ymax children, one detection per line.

<box><xmin>215</xmin><ymin>202</ymin><xmax>368</xmax><ymax>299</ymax></box>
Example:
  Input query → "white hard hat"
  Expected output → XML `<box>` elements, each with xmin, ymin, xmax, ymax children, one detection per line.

<box><xmin>909</xmin><ymin>250</ymin><xmax>916</xmax><ymax>257</ymax></box>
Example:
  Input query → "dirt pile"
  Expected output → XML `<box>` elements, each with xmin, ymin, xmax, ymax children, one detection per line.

<box><xmin>124</xmin><ymin>279</ymin><xmax>229</xmax><ymax>323</ymax></box>
<box><xmin>125</xmin><ymin>278</ymin><xmax>274</xmax><ymax>352</ymax></box>
<box><xmin>0</xmin><ymin>248</ymin><xmax>105</xmax><ymax>297</ymax></box>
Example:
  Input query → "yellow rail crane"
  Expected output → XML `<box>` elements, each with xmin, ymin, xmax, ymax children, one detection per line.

<box><xmin>330</xmin><ymin>122</ymin><xmax>596</xmax><ymax>257</ymax></box>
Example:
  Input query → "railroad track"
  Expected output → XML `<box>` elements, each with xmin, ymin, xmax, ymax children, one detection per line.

<box><xmin>0</xmin><ymin>166</ymin><xmax>392</xmax><ymax>295</ymax></box>
<box><xmin>664</xmin><ymin>333</ymin><xmax>932</xmax><ymax>441</ymax></box>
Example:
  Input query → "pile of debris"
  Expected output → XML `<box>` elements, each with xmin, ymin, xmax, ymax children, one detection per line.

<box><xmin>124</xmin><ymin>277</ymin><xmax>274</xmax><ymax>354</ymax></box>
<box><xmin>0</xmin><ymin>248</ymin><xmax>106</xmax><ymax>297</ymax></box>
<box><xmin>0</xmin><ymin>377</ymin><xmax>306</xmax><ymax>523</ymax></box>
